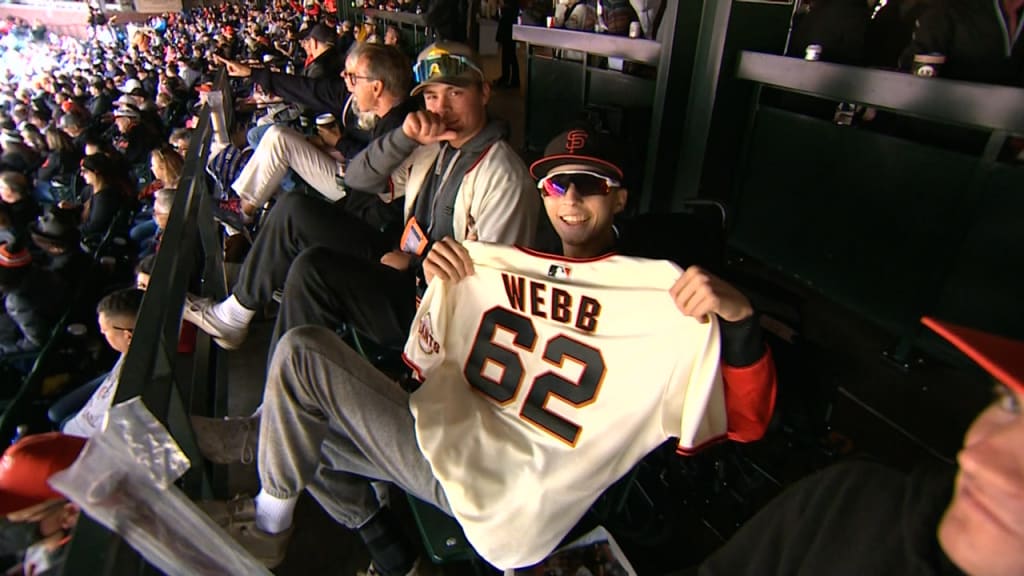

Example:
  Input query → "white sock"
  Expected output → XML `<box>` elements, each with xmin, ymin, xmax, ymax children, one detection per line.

<box><xmin>254</xmin><ymin>490</ymin><xmax>298</xmax><ymax>534</ymax></box>
<box><xmin>212</xmin><ymin>294</ymin><xmax>255</xmax><ymax>328</ymax></box>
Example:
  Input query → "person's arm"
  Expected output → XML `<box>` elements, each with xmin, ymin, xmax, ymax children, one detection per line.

<box><xmin>342</xmin><ymin>126</ymin><xmax>420</xmax><ymax>193</ymax></box>
<box><xmin>669</xmin><ymin>268</ymin><xmax>777</xmax><ymax>443</ymax></box>
<box><xmin>249</xmin><ymin>67</ymin><xmax>349</xmax><ymax>114</ymax></box>
<box><xmin>718</xmin><ymin>315</ymin><xmax>777</xmax><ymax>443</ymax></box>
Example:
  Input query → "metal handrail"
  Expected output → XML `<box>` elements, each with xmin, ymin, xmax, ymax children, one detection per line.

<box><xmin>735</xmin><ymin>50</ymin><xmax>1024</xmax><ymax>134</ymax></box>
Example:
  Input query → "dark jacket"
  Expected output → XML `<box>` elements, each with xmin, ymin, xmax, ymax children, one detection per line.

<box><xmin>112</xmin><ymin>122</ymin><xmax>159</xmax><ymax>166</ymax></box>
<box><xmin>88</xmin><ymin>93</ymin><xmax>113</xmax><ymax>118</ymax></box>
<box><xmin>303</xmin><ymin>47</ymin><xmax>345</xmax><ymax>80</ymax></box>
<box><xmin>497</xmin><ymin>0</ymin><xmax>517</xmax><ymax>43</ymax></box>
<box><xmin>900</xmin><ymin>0</ymin><xmax>1024</xmax><ymax>85</ymax></box>
<box><xmin>786</xmin><ymin>0</ymin><xmax>871</xmax><ymax>65</ymax></box>
<box><xmin>339</xmin><ymin>96</ymin><xmax>422</xmax><ymax>234</ymax></box>
<box><xmin>0</xmin><ymin>266</ymin><xmax>67</xmax><ymax>355</ymax></box>
<box><xmin>3</xmin><ymin>199</ymin><xmax>41</xmax><ymax>243</ymax></box>
<box><xmin>425</xmin><ymin>0</ymin><xmax>467</xmax><ymax>42</ymax></box>
<box><xmin>79</xmin><ymin>186</ymin><xmax>123</xmax><ymax>238</ymax></box>
<box><xmin>37</xmin><ymin>149</ymin><xmax>82</xmax><ymax>183</ymax></box>
<box><xmin>249</xmin><ymin>69</ymin><xmax>375</xmax><ymax>158</ymax></box>
<box><xmin>696</xmin><ymin>461</ymin><xmax>965</xmax><ymax>576</ymax></box>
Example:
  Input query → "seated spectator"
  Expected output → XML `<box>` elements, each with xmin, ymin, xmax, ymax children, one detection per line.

<box><xmin>899</xmin><ymin>0</ymin><xmax>1024</xmax><ymax>85</ymax></box>
<box><xmin>66</xmin><ymin>153</ymin><xmax>126</xmax><ymax>240</ymax></box>
<box><xmin>168</xmin><ymin>127</ymin><xmax>193</xmax><ymax>157</ymax></box>
<box><xmin>196</xmin><ymin>126</ymin><xmax>775</xmax><ymax>572</ymax></box>
<box><xmin>0</xmin><ymin>242</ymin><xmax>66</xmax><ymax>357</ymax></box>
<box><xmin>56</xmin><ymin>112</ymin><xmax>91</xmax><ymax>153</ymax></box>
<box><xmin>59</xmin><ymin>288</ymin><xmax>142</xmax><ymax>437</ymax></box>
<box><xmin>134</xmin><ymin>253</ymin><xmax>155</xmax><ymax>290</ymax></box>
<box><xmin>0</xmin><ymin>433</ymin><xmax>86</xmax><ymax>576</ymax></box>
<box><xmin>110</xmin><ymin>104</ymin><xmax>159</xmax><ymax>167</ymax></box>
<box><xmin>0</xmin><ymin>121</ymin><xmax>41</xmax><ymax>175</ymax></box>
<box><xmin>694</xmin><ymin>318</ymin><xmax>1023</xmax><ymax>575</ymax></box>
<box><xmin>28</xmin><ymin>206</ymin><xmax>89</xmax><ymax>288</ymax></box>
<box><xmin>138</xmin><ymin>188</ymin><xmax>173</xmax><ymax>257</ymax></box>
<box><xmin>0</xmin><ymin>172</ymin><xmax>40</xmax><ymax>242</ymax></box>
<box><xmin>222</xmin><ymin>42</ymin><xmax>415</xmax><ymax>218</ymax></box>
<box><xmin>186</xmin><ymin>43</ymin><xmax>533</xmax><ymax>352</ymax></box>
<box><xmin>131</xmin><ymin>146</ymin><xmax>183</xmax><ymax>247</ymax></box>
<box><xmin>35</xmin><ymin>127</ymin><xmax>82</xmax><ymax>204</ymax></box>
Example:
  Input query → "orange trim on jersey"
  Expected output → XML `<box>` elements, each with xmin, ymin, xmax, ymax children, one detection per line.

<box><xmin>402</xmin><ymin>352</ymin><xmax>426</xmax><ymax>382</ymax></box>
<box><xmin>675</xmin><ymin>434</ymin><xmax>728</xmax><ymax>456</ymax></box>
<box><xmin>465</xmin><ymin>143</ymin><xmax>496</xmax><ymax>174</ymax></box>
<box><xmin>723</xmin><ymin>347</ymin><xmax>777</xmax><ymax>443</ymax></box>
<box><xmin>514</xmin><ymin>245</ymin><xmax>619</xmax><ymax>263</ymax></box>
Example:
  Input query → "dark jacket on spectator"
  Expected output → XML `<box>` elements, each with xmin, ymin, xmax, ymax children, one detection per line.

<box><xmin>0</xmin><ymin>266</ymin><xmax>67</xmax><ymax>355</ymax></box>
<box><xmin>1</xmin><ymin>142</ymin><xmax>42</xmax><ymax>175</ymax></box>
<box><xmin>249</xmin><ymin>69</ymin><xmax>375</xmax><ymax>158</ymax></box>
<box><xmin>79</xmin><ymin>186</ymin><xmax>123</xmax><ymax>238</ymax></box>
<box><xmin>787</xmin><ymin>0</ymin><xmax>871</xmax><ymax>65</ymax></box>
<box><xmin>88</xmin><ymin>92</ymin><xmax>112</xmax><ymax>118</ymax></box>
<box><xmin>900</xmin><ymin>0</ymin><xmax>1024</xmax><ymax>85</ymax></box>
<box><xmin>113</xmin><ymin>123</ymin><xmax>159</xmax><ymax>166</ymax></box>
<box><xmin>425</xmin><ymin>0</ymin><xmax>467</xmax><ymax>42</ymax></box>
<box><xmin>37</xmin><ymin>148</ymin><xmax>83</xmax><ymax>183</ymax></box>
<box><xmin>3</xmin><ymin>199</ymin><xmax>41</xmax><ymax>243</ymax></box>
<box><xmin>303</xmin><ymin>47</ymin><xmax>345</xmax><ymax>80</ymax></box>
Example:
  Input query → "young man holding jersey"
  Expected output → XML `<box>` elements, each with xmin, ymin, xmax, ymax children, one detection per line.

<box><xmin>202</xmin><ymin>126</ymin><xmax>777</xmax><ymax>575</ymax></box>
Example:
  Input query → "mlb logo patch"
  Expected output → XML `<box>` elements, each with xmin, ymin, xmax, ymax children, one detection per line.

<box><xmin>547</xmin><ymin>264</ymin><xmax>572</xmax><ymax>279</ymax></box>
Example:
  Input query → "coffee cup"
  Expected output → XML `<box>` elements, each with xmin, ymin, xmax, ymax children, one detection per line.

<box><xmin>912</xmin><ymin>53</ymin><xmax>946</xmax><ymax>78</ymax></box>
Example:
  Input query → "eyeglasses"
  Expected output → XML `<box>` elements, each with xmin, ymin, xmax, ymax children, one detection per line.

<box><xmin>342</xmin><ymin>70</ymin><xmax>376</xmax><ymax>84</ymax></box>
<box><xmin>413</xmin><ymin>53</ymin><xmax>482</xmax><ymax>84</ymax></box>
<box><xmin>538</xmin><ymin>171</ymin><xmax>619</xmax><ymax>198</ymax></box>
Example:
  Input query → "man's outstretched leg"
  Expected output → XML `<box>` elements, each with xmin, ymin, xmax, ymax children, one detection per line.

<box><xmin>204</xmin><ymin>326</ymin><xmax>449</xmax><ymax>573</ymax></box>
<box><xmin>183</xmin><ymin>194</ymin><xmax>384</xmax><ymax>349</ymax></box>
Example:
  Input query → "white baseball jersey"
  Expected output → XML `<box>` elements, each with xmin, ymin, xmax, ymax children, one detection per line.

<box><xmin>404</xmin><ymin>242</ymin><xmax>725</xmax><ymax>569</ymax></box>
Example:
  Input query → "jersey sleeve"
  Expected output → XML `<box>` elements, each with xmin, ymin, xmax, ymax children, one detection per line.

<box><xmin>723</xmin><ymin>346</ymin><xmax>777</xmax><ymax>443</ymax></box>
<box><xmin>402</xmin><ymin>278</ymin><xmax>451</xmax><ymax>381</ymax></box>
<box><xmin>666</xmin><ymin>318</ymin><xmax>730</xmax><ymax>454</ymax></box>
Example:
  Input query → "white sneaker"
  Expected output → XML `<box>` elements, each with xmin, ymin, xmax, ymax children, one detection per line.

<box><xmin>182</xmin><ymin>294</ymin><xmax>248</xmax><ymax>350</ymax></box>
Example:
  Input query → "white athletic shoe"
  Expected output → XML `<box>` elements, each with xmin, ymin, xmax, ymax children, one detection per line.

<box><xmin>182</xmin><ymin>294</ymin><xmax>248</xmax><ymax>350</ymax></box>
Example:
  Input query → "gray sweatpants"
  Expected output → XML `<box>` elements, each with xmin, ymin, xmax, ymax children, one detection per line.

<box><xmin>259</xmin><ymin>325</ymin><xmax>452</xmax><ymax>528</ymax></box>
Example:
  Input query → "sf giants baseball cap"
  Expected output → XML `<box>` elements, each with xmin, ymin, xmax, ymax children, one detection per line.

<box><xmin>410</xmin><ymin>42</ymin><xmax>485</xmax><ymax>96</ymax></box>
<box><xmin>922</xmin><ymin>317</ymin><xmax>1024</xmax><ymax>394</ymax></box>
<box><xmin>0</xmin><ymin>433</ymin><xmax>86</xmax><ymax>515</ymax></box>
<box><xmin>529</xmin><ymin>124</ymin><xmax>626</xmax><ymax>182</ymax></box>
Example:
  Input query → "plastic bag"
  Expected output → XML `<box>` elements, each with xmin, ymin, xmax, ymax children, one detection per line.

<box><xmin>50</xmin><ymin>398</ymin><xmax>272</xmax><ymax>576</ymax></box>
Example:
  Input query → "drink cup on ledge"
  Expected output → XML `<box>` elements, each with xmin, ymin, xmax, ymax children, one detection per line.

<box><xmin>912</xmin><ymin>53</ymin><xmax>946</xmax><ymax>78</ymax></box>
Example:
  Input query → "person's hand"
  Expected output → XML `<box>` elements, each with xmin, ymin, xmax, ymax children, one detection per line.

<box><xmin>240</xmin><ymin>199</ymin><xmax>259</xmax><ymax>220</ymax></box>
<box><xmin>423</xmin><ymin>237</ymin><xmax>474</xmax><ymax>285</ymax></box>
<box><xmin>402</xmin><ymin>111</ymin><xmax>457</xmax><ymax>145</ymax></box>
<box><xmin>380</xmin><ymin>250</ymin><xmax>413</xmax><ymax>271</ymax></box>
<box><xmin>213</xmin><ymin>54</ymin><xmax>252</xmax><ymax>77</ymax></box>
<box><xmin>669</xmin><ymin>266</ymin><xmax>754</xmax><ymax>323</ymax></box>
<box><xmin>318</xmin><ymin>124</ymin><xmax>342</xmax><ymax>148</ymax></box>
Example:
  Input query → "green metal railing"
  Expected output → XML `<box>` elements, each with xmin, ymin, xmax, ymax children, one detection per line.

<box><xmin>61</xmin><ymin>71</ymin><xmax>232</xmax><ymax>575</ymax></box>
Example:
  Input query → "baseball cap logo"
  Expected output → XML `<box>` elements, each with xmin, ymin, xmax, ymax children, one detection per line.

<box><xmin>565</xmin><ymin>130</ymin><xmax>588</xmax><ymax>154</ymax></box>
